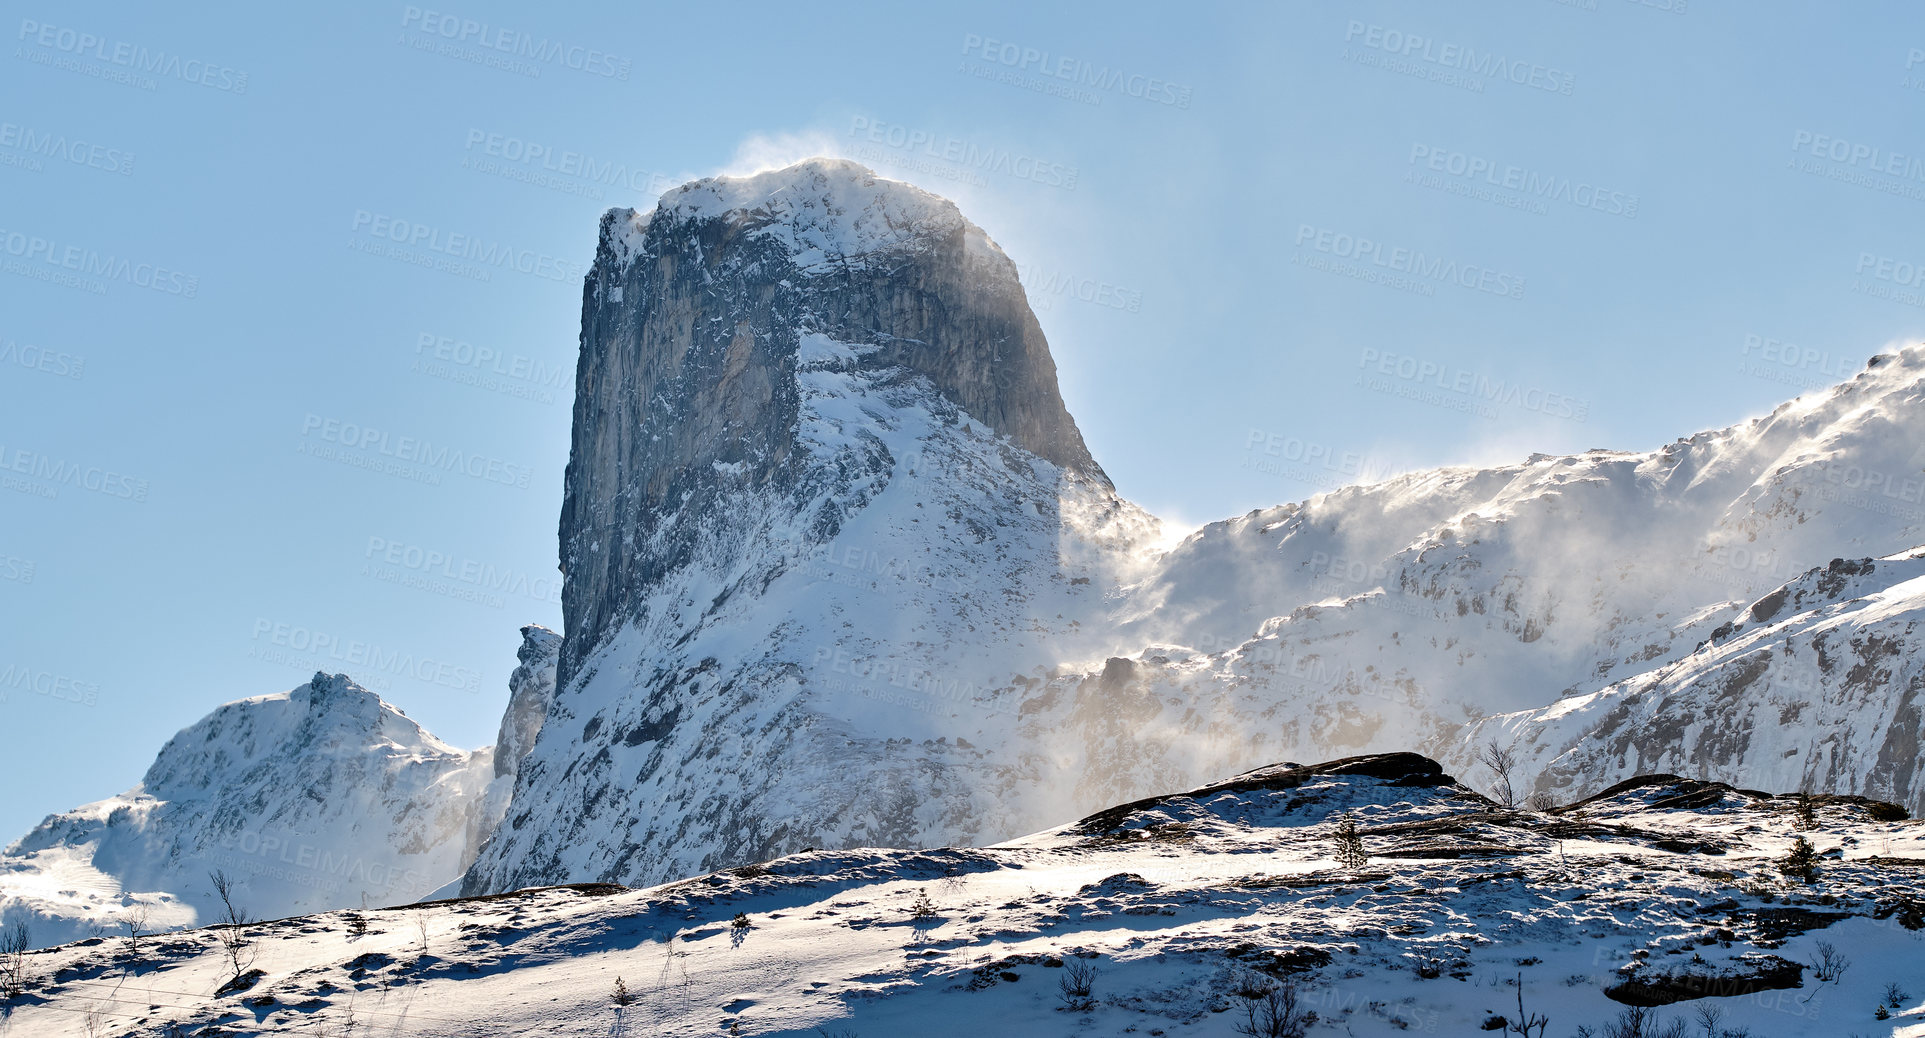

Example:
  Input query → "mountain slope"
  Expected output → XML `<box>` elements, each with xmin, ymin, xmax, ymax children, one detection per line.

<box><xmin>7</xmin><ymin>755</ymin><xmax>1922</xmax><ymax>1037</ymax></box>
<box><xmin>0</xmin><ymin>673</ymin><xmax>493</xmax><ymax>948</ymax></box>
<box><xmin>1463</xmin><ymin>549</ymin><xmax>1925</xmax><ymax>811</ymax></box>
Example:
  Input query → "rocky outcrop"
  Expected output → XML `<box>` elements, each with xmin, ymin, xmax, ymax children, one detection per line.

<box><xmin>493</xmin><ymin>624</ymin><xmax>561</xmax><ymax>777</ymax></box>
<box><xmin>558</xmin><ymin>158</ymin><xmax>1102</xmax><ymax>688</ymax></box>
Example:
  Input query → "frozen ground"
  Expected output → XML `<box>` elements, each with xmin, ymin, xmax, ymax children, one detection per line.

<box><xmin>4</xmin><ymin>754</ymin><xmax>1921</xmax><ymax>1037</ymax></box>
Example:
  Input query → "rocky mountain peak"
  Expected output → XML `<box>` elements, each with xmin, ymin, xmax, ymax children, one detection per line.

<box><xmin>557</xmin><ymin>158</ymin><xmax>1102</xmax><ymax>684</ymax></box>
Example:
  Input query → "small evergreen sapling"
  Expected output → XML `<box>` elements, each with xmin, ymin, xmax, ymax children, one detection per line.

<box><xmin>1332</xmin><ymin>815</ymin><xmax>1368</xmax><ymax>869</ymax></box>
<box><xmin>1779</xmin><ymin>836</ymin><xmax>1819</xmax><ymax>884</ymax></box>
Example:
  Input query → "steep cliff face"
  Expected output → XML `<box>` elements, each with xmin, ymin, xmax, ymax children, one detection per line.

<box><xmin>557</xmin><ymin>158</ymin><xmax>1101</xmax><ymax>688</ymax></box>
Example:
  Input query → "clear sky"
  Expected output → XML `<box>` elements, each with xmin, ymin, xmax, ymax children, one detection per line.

<box><xmin>4</xmin><ymin>1</ymin><xmax>1924</xmax><ymax>840</ymax></box>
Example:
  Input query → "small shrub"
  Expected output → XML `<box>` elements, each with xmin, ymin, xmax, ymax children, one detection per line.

<box><xmin>1408</xmin><ymin>945</ymin><xmax>1447</xmax><ymax>979</ymax></box>
<box><xmin>731</xmin><ymin>912</ymin><xmax>751</xmax><ymax>931</ymax></box>
<box><xmin>1</xmin><ymin>919</ymin><xmax>30</xmax><ymax>999</ymax></box>
<box><xmin>1598</xmin><ymin>1006</ymin><xmax>1689</xmax><ymax>1038</ymax></box>
<box><xmin>1233</xmin><ymin>981</ymin><xmax>1314</xmax><ymax>1038</ymax></box>
<box><xmin>209</xmin><ymin>870</ymin><xmax>256</xmax><ymax>982</ymax></box>
<box><xmin>1810</xmin><ymin>940</ymin><xmax>1850</xmax><ymax>983</ymax></box>
<box><xmin>1884</xmin><ymin>981</ymin><xmax>1907</xmax><ymax>1007</ymax></box>
<box><xmin>1058</xmin><ymin>958</ymin><xmax>1097</xmax><ymax>1012</ymax></box>
<box><xmin>1506</xmin><ymin>973</ymin><xmax>1549</xmax><ymax>1037</ymax></box>
<box><xmin>1479</xmin><ymin>740</ymin><xmax>1521</xmax><ymax>810</ymax></box>
<box><xmin>121</xmin><ymin>906</ymin><xmax>150</xmax><ymax>963</ymax></box>
<box><xmin>910</xmin><ymin>888</ymin><xmax>936</xmax><ymax>920</ymax></box>
<box><xmin>612</xmin><ymin>975</ymin><xmax>633</xmax><ymax>1006</ymax></box>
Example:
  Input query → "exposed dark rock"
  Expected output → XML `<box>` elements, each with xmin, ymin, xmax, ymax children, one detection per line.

<box><xmin>1605</xmin><ymin>954</ymin><xmax>1803</xmax><ymax>1006</ymax></box>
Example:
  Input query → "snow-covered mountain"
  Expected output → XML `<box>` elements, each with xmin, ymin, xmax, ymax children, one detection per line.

<box><xmin>1463</xmin><ymin>548</ymin><xmax>1925</xmax><ymax>810</ymax></box>
<box><xmin>7</xmin><ymin>754</ymin><xmax>1921</xmax><ymax>1037</ymax></box>
<box><xmin>11</xmin><ymin>159</ymin><xmax>1923</xmax><ymax>945</ymax></box>
<box><xmin>464</xmin><ymin>158</ymin><xmax>1166</xmax><ymax>895</ymax></box>
<box><xmin>0</xmin><ymin>627</ymin><xmax>558</xmax><ymax>948</ymax></box>
<box><xmin>466</xmin><ymin>158</ymin><xmax>1925</xmax><ymax>895</ymax></box>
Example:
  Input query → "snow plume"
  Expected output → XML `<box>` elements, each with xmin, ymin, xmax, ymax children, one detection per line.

<box><xmin>719</xmin><ymin>129</ymin><xmax>851</xmax><ymax>178</ymax></box>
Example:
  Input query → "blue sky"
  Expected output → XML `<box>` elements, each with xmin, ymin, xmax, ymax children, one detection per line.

<box><xmin>3</xmin><ymin>1</ymin><xmax>1923</xmax><ymax>839</ymax></box>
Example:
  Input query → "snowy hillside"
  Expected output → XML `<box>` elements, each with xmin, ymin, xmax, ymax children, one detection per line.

<box><xmin>5</xmin><ymin>755</ymin><xmax>1922</xmax><ymax>1037</ymax></box>
<box><xmin>1463</xmin><ymin>548</ymin><xmax>1925</xmax><ymax>811</ymax></box>
<box><xmin>0</xmin><ymin>674</ymin><xmax>494</xmax><ymax>950</ymax></box>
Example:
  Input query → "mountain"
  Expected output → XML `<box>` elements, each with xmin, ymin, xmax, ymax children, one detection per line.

<box><xmin>464</xmin><ymin>159</ymin><xmax>1166</xmax><ymax>895</ymax></box>
<box><xmin>467</xmin><ymin>158</ymin><xmax>1925</xmax><ymax>895</ymax></box>
<box><xmin>7</xmin><ymin>754</ymin><xmax>1921</xmax><ymax>1037</ymax></box>
<box><xmin>0</xmin><ymin>663</ymin><xmax>529</xmax><ymax>948</ymax></box>
<box><xmin>1463</xmin><ymin>548</ymin><xmax>1925</xmax><ymax>809</ymax></box>
<box><xmin>11</xmin><ymin>159</ymin><xmax>1921</xmax><ymax>942</ymax></box>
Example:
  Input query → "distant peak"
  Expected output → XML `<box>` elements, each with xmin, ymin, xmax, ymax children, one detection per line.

<box><xmin>308</xmin><ymin>671</ymin><xmax>354</xmax><ymax>696</ymax></box>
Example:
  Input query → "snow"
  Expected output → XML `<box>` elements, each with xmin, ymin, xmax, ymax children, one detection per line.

<box><xmin>604</xmin><ymin>158</ymin><xmax>977</xmax><ymax>276</ymax></box>
<box><xmin>6</xmin><ymin>755</ymin><xmax>1922</xmax><ymax>1037</ymax></box>
<box><xmin>0</xmin><ymin>674</ymin><xmax>493</xmax><ymax>949</ymax></box>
